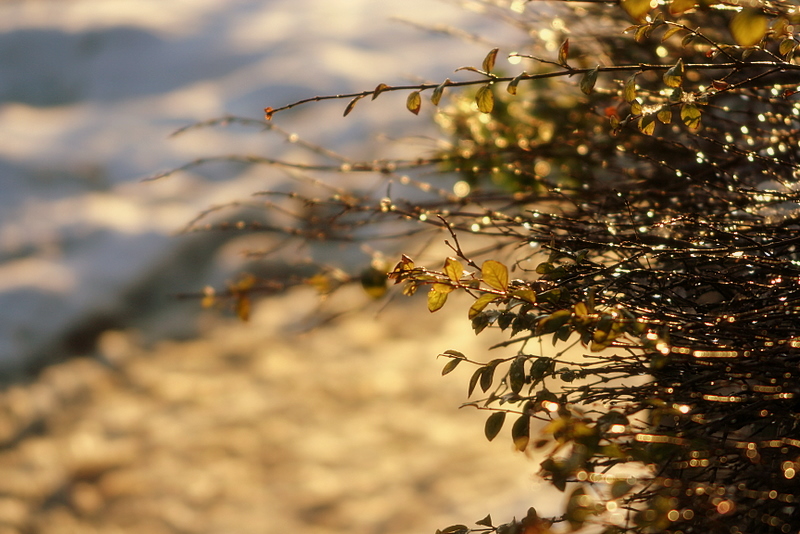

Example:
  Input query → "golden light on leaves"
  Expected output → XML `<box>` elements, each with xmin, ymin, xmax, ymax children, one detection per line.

<box><xmin>475</xmin><ymin>85</ymin><xmax>494</xmax><ymax>113</ymax></box>
<box><xmin>730</xmin><ymin>8</ymin><xmax>768</xmax><ymax>47</ymax></box>
<box><xmin>621</xmin><ymin>0</ymin><xmax>652</xmax><ymax>21</ymax></box>
<box><xmin>507</xmin><ymin>72</ymin><xmax>526</xmax><ymax>95</ymax></box>
<box><xmin>681</xmin><ymin>103</ymin><xmax>701</xmax><ymax>129</ymax></box>
<box><xmin>580</xmin><ymin>67</ymin><xmax>599</xmax><ymax>95</ymax></box>
<box><xmin>428</xmin><ymin>283</ymin><xmax>454</xmax><ymax>312</ymax></box>
<box><xmin>431</xmin><ymin>78</ymin><xmax>450</xmax><ymax>106</ymax></box>
<box><xmin>444</xmin><ymin>257</ymin><xmax>463</xmax><ymax>283</ymax></box>
<box><xmin>482</xmin><ymin>47</ymin><xmax>499</xmax><ymax>73</ymax></box>
<box><xmin>481</xmin><ymin>260</ymin><xmax>509</xmax><ymax>290</ymax></box>
<box><xmin>406</xmin><ymin>91</ymin><xmax>422</xmax><ymax>115</ymax></box>
<box><xmin>469</xmin><ymin>293</ymin><xmax>498</xmax><ymax>319</ymax></box>
<box><xmin>557</xmin><ymin>39</ymin><xmax>569</xmax><ymax>66</ymax></box>
<box><xmin>669</xmin><ymin>0</ymin><xmax>696</xmax><ymax>15</ymax></box>
<box><xmin>663</xmin><ymin>58</ymin><xmax>684</xmax><ymax>88</ymax></box>
<box><xmin>372</xmin><ymin>83</ymin><xmax>390</xmax><ymax>100</ymax></box>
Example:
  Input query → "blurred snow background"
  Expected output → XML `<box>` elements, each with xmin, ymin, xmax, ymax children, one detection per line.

<box><xmin>0</xmin><ymin>0</ymin><xmax>530</xmax><ymax>375</ymax></box>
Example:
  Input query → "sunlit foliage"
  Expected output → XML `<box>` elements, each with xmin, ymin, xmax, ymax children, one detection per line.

<box><xmin>161</xmin><ymin>0</ymin><xmax>800</xmax><ymax>532</ymax></box>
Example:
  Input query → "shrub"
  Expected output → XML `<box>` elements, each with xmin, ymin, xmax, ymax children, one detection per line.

<box><xmin>160</xmin><ymin>1</ymin><xmax>800</xmax><ymax>532</ymax></box>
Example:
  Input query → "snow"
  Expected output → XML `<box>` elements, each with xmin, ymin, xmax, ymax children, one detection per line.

<box><xmin>0</xmin><ymin>0</ymin><xmax>526</xmax><ymax>372</ymax></box>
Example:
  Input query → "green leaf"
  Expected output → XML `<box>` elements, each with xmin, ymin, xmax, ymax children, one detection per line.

<box><xmin>469</xmin><ymin>293</ymin><xmax>498</xmax><ymax>320</ymax></box>
<box><xmin>557</xmin><ymin>39</ymin><xmax>569</xmax><ymax>65</ymax></box>
<box><xmin>482</xmin><ymin>260</ymin><xmax>509</xmax><ymax>290</ymax></box>
<box><xmin>730</xmin><ymin>8</ymin><xmax>768</xmax><ymax>47</ymax></box>
<box><xmin>638</xmin><ymin>114</ymin><xmax>656</xmax><ymax>136</ymax></box>
<box><xmin>681</xmin><ymin>103</ymin><xmax>701</xmax><ymax>129</ymax></box>
<box><xmin>621</xmin><ymin>0</ymin><xmax>651</xmax><ymax>21</ymax></box>
<box><xmin>511</xmin><ymin>414</ymin><xmax>530</xmax><ymax>451</ymax></box>
<box><xmin>431</xmin><ymin>78</ymin><xmax>450</xmax><ymax>106</ymax></box>
<box><xmin>484</xmin><ymin>412</ymin><xmax>506</xmax><ymax>441</ymax></box>
<box><xmin>780</xmin><ymin>38</ymin><xmax>797</xmax><ymax>58</ymax></box>
<box><xmin>428</xmin><ymin>284</ymin><xmax>452</xmax><ymax>312</ymax></box>
<box><xmin>661</xmin><ymin>25</ymin><xmax>683</xmax><ymax>42</ymax></box>
<box><xmin>509</xmin><ymin>357</ymin><xmax>526</xmax><ymax>394</ymax></box>
<box><xmin>406</xmin><ymin>91</ymin><xmax>422</xmax><ymax>115</ymax></box>
<box><xmin>663</xmin><ymin>58</ymin><xmax>684</xmax><ymax>88</ymax></box>
<box><xmin>371</xmin><ymin>83</ymin><xmax>390</xmax><ymax>100</ymax></box>
<box><xmin>507</xmin><ymin>72</ymin><xmax>526</xmax><ymax>95</ymax></box>
<box><xmin>480</xmin><ymin>363</ymin><xmax>497</xmax><ymax>392</ymax></box>
<box><xmin>580</xmin><ymin>67</ymin><xmax>599</xmax><ymax>95</ymax></box>
<box><xmin>482</xmin><ymin>48</ymin><xmax>499</xmax><ymax>73</ymax></box>
<box><xmin>511</xmin><ymin>289</ymin><xmax>536</xmax><ymax>304</ymax></box>
<box><xmin>441</xmin><ymin>358</ymin><xmax>462</xmax><ymax>376</ymax></box>
<box><xmin>475</xmin><ymin>85</ymin><xmax>494</xmax><ymax>113</ymax></box>
<box><xmin>623</xmin><ymin>75</ymin><xmax>637</xmax><ymax>102</ymax></box>
<box><xmin>468</xmin><ymin>367</ymin><xmax>483</xmax><ymax>397</ymax></box>
<box><xmin>657</xmin><ymin>106</ymin><xmax>673</xmax><ymax>124</ymax></box>
<box><xmin>444</xmin><ymin>257</ymin><xmax>463</xmax><ymax>283</ymax></box>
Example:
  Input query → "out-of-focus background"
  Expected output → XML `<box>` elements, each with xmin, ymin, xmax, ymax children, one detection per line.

<box><xmin>0</xmin><ymin>1</ymin><xmax>560</xmax><ymax>532</ymax></box>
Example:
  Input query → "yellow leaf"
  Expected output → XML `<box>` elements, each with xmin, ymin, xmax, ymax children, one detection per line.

<box><xmin>507</xmin><ymin>72</ymin><xmax>526</xmax><ymax>95</ymax></box>
<box><xmin>681</xmin><ymin>103</ymin><xmax>702</xmax><ymax>129</ymax></box>
<box><xmin>638</xmin><ymin>114</ymin><xmax>656</xmax><ymax>136</ymax></box>
<box><xmin>623</xmin><ymin>75</ymin><xmax>637</xmax><ymax>103</ymax></box>
<box><xmin>444</xmin><ymin>257</ymin><xmax>463</xmax><ymax>283</ymax></box>
<box><xmin>669</xmin><ymin>0</ymin><xmax>696</xmax><ymax>14</ymax></box>
<box><xmin>406</xmin><ymin>91</ymin><xmax>422</xmax><ymax>115</ymax></box>
<box><xmin>427</xmin><ymin>285</ymin><xmax>450</xmax><ymax>312</ymax></box>
<box><xmin>469</xmin><ymin>293</ymin><xmax>498</xmax><ymax>320</ymax></box>
<box><xmin>730</xmin><ymin>8</ymin><xmax>768</xmax><ymax>47</ymax></box>
<box><xmin>431</xmin><ymin>78</ymin><xmax>450</xmax><ymax>106</ymax></box>
<box><xmin>663</xmin><ymin>58</ymin><xmax>684</xmax><ymax>88</ymax></box>
<box><xmin>657</xmin><ymin>106</ymin><xmax>673</xmax><ymax>124</ymax></box>
<box><xmin>512</xmin><ymin>289</ymin><xmax>537</xmax><ymax>304</ymax></box>
<box><xmin>475</xmin><ymin>85</ymin><xmax>494</xmax><ymax>113</ymax></box>
<box><xmin>482</xmin><ymin>260</ymin><xmax>509</xmax><ymax>291</ymax></box>
<box><xmin>661</xmin><ymin>25</ymin><xmax>683</xmax><ymax>42</ymax></box>
<box><xmin>621</xmin><ymin>0</ymin><xmax>652</xmax><ymax>21</ymax></box>
<box><xmin>482</xmin><ymin>48</ymin><xmax>499</xmax><ymax>73</ymax></box>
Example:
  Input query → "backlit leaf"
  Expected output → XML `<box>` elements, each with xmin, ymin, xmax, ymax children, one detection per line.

<box><xmin>444</xmin><ymin>257</ymin><xmax>463</xmax><ymax>283</ymax></box>
<box><xmin>469</xmin><ymin>293</ymin><xmax>499</xmax><ymax>320</ymax></box>
<box><xmin>407</xmin><ymin>91</ymin><xmax>422</xmax><ymax>115</ymax></box>
<box><xmin>638</xmin><ymin>114</ymin><xmax>656</xmax><ymax>135</ymax></box>
<box><xmin>428</xmin><ymin>284</ymin><xmax>452</xmax><ymax>312</ymax></box>
<box><xmin>482</xmin><ymin>47</ymin><xmax>499</xmax><ymax>73</ymax></box>
<box><xmin>663</xmin><ymin>59</ymin><xmax>684</xmax><ymax>88</ymax></box>
<box><xmin>661</xmin><ymin>25</ymin><xmax>683</xmax><ymax>41</ymax></box>
<box><xmin>557</xmin><ymin>39</ymin><xmax>569</xmax><ymax>65</ymax></box>
<box><xmin>681</xmin><ymin>103</ymin><xmax>701</xmax><ymax>129</ymax></box>
<box><xmin>621</xmin><ymin>0</ymin><xmax>651</xmax><ymax>21</ymax></box>
<box><xmin>730</xmin><ymin>8</ymin><xmax>768</xmax><ymax>47</ymax></box>
<box><xmin>372</xmin><ymin>83</ymin><xmax>390</xmax><ymax>100</ymax></box>
<box><xmin>475</xmin><ymin>85</ymin><xmax>494</xmax><ymax>113</ymax></box>
<box><xmin>431</xmin><ymin>78</ymin><xmax>450</xmax><ymax>105</ymax></box>
<box><xmin>669</xmin><ymin>0</ymin><xmax>696</xmax><ymax>14</ymax></box>
<box><xmin>580</xmin><ymin>67</ymin><xmax>599</xmax><ymax>95</ymax></box>
<box><xmin>512</xmin><ymin>289</ymin><xmax>537</xmax><ymax>304</ymax></box>
<box><xmin>507</xmin><ymin>71</ymin><xmax>527</xmax><ymax>95</ymax></box>
<box><xmin>780</xmin><ymin>38</ymin><xmax>797</xmax><ymax>58</ymax></box>
<box><xmin>657</xmin><ymin>106</ymin><xmax>672</xmax><ymax>124</ymax></box>
<box><xmin>482</xmin><ymin>260</ymin><xmax>509</xmax><ymax>290</ymax></box>
<box><xmin>623</xmin><ymin>75</ymin><xmax>637</xmax><ymax>102</ymax></box>
<box><xmin>484</xmin><ymin>412</ymin><xmax>506</xmax><ymax>441</ymax></box>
